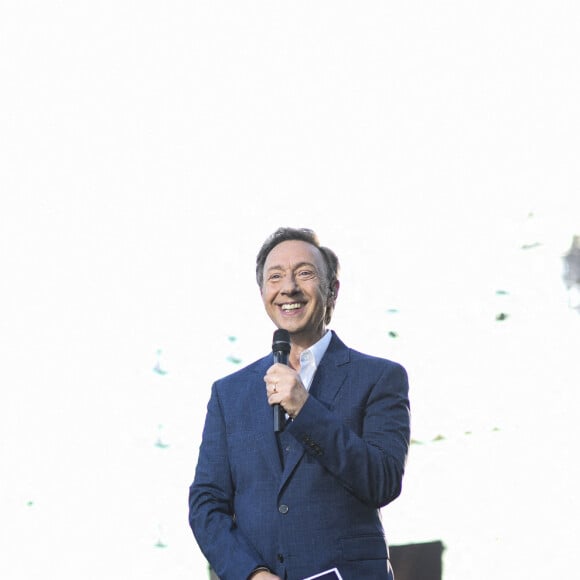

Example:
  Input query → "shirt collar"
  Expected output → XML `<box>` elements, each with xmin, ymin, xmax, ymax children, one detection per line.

<box><xmin>300</xmin><ymin>329</ymin><xmax>332</xmax><ymax>368</ymax></box>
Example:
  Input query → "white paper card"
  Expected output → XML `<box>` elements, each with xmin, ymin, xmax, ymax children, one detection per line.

<box><xmin>302</xmin><ymin>568</ymin><xmax>343</xmax><ymax>580</ymax></box>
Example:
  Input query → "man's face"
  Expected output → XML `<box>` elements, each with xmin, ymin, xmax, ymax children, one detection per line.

<box><xmin>261</xmin><ymin>240</ymin><xmax>332</xmax><ymax>344</ymax></box>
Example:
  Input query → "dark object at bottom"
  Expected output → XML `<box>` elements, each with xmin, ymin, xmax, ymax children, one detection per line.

<box><xmin>390</xmin><ymin>540</ymin><xmax>445</xmax><ymax>580</ymax></box>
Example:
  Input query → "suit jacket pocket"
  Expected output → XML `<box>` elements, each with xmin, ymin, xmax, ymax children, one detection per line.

<box><xmin>340</xmin><ymin>535</ymin><xmax>389</xmax><ymax>561</ymax></box>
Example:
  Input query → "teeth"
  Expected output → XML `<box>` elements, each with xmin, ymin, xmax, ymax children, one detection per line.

<box><xmin>281</xmin><ymin>303</ymin><xmax>302</xmax><ymax>311</ymax></box>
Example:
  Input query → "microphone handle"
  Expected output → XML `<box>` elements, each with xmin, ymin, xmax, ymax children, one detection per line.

<box><xmin>273</xmin><ymin>403</ymin><xmax>285</xmax><ymax>433</ymax></box>
<box><xmin>273</xmin><ymin>351</ymin><xmax>288</xmax><ymax>432</ymax></box>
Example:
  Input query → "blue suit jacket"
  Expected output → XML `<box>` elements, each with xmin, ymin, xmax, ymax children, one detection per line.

<box><xmin>189</xmin><ymin>332</ymin><xmax>410</xmax><ymax>580</ymax></box>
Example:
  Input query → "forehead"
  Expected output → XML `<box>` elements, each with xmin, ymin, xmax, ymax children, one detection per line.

<box><xmin>264</xmin><ymin>240</ymin><xmax>325</xmax><ymax>270</ymax></box>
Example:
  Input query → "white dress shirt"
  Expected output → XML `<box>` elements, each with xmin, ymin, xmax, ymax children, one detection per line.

<box><xmin>298</xmin><ymin>330</ymin><xmax>332</xmax><ymax>390</ymax></box>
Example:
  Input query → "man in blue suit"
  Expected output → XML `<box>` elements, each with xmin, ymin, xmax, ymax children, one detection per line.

<box><xmin>189</xmin><ymin>227</ymin><xmax>410</xmax><ymax>580</ymax></box>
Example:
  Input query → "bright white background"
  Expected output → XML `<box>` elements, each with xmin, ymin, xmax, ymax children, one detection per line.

<box><xmin>1</xmin><ymin>2</ymin><xmax>579</xmax><ymax>579</ymax></box>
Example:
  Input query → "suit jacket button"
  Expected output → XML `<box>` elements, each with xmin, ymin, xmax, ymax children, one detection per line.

<box><xmin>278</xmin><ymin>504</ymin><xmax>289</xmax><ymax>514</ymax></box>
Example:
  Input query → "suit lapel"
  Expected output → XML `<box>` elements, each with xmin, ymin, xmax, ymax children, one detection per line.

<box><xmin>252</xmin><ymin>356</ymin><xmax>284</xmax><ymax>477</ymax></box>
<box><xmin>278</xmin><ymin>333</ymin><xmax>351</xmax><ymax>491</ymax></box>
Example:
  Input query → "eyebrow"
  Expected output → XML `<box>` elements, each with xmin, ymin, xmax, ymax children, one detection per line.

<box><xmin>266</xmin><ymin>261</ymin><xmax>318</xmax><ymax>273</ymax></box>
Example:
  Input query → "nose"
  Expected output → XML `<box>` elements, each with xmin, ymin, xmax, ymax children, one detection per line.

<box><xmin>280</xmin><ymin>273</ymin><xmax>299</xmax><ymax>295</ymax></box>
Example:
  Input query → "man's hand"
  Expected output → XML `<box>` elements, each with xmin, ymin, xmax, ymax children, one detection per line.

<box><xmin>264</xmin><ymin>363</ymin><xmax>309</xmax><ymax>419</ymax></box>
<box><xmin>248</xmin><ymin>570</ymin><xmax>281</xmax><ymax>580</ymax></box>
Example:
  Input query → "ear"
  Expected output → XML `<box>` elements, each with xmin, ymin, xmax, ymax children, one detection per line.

<box><xmin>329</xmin><ymin>280</ymin><xmax>340</xmax><ymax>300</ymax></box>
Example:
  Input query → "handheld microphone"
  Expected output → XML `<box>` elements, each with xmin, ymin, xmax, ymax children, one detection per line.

<box><xmin>272</xmin><ymin>328</ymin><xmax>291</xmax><ymax>432</ymax></box>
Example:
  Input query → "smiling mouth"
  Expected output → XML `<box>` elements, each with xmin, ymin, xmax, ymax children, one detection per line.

<box><xmin>280</xmin><ymin>302</ymin><xmax>304</xmax><ymax>311</ymax></box>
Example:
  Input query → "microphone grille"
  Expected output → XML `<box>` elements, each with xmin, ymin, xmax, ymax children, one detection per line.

<box><xmin>272</xmin><ymin>329</ymin><xmax>291</xmax><ymax>352</ymax></box>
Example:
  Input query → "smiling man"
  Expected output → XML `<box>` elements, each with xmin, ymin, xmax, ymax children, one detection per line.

<box><xmin>189</xmin><ymin>227</ymin><xmax>411</xmax><ymax>580</ymax></box>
